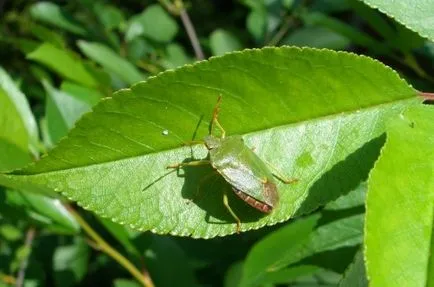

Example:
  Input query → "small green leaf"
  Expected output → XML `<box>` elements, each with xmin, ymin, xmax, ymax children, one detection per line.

<box><xmin>247</xmin><ymin>9</ymin><xmax>267</xmax><ymax>42</ymax></box>
<box><xmin>339</xmin><ymin>249</ymin><xmax>368</xmax><ymax>287</ymax></box>
<box><xmin>78</xmin><ymin>41</ymin><xmax>144</xmax><ymax>85</ymax></box>
<box><xmin>0</xmin><ymin>67</ymin><xmax>39</xmax><ymax>155</ymax></box>
<box><xmin>27</xmin><ymin>43</ymin><xmax>98</xmax><ymax>88</ymax></box>
<box><xmin>283</xmin><ymin>27</ymin><xmax>350</xmax><ymax>50</ymax></box>
<box><xmin>359</xmin><ymin>0</ymin><xmax>434</xmax><ymax>41</ymax></box>
<box><xmin>29</xmin><ymin>2</ymin><xmax>87</xmax><ymax>36</ymax></box>
<box><xmin>0</xmin><ymin>47</ymin><xmax>420</xmax><ymax>238</ymax></box>
<box><xmin>125</xmin><ymin>4</ymin><xmax>178</xmax><ymax>43</ymax></box>
<box><xmin>60</xmin><ymin>82</ymin><xmax>103</xmax><ymax>106</ymax></box>
<box><xmin>43</xmin><ymin>80</ymin><xmax>93</xmax><ymax>144</ymax></box>
<box><xmin>96</xmin><ymin>4</ymin><xmax>125</xmax><ymax>31</ymax></box>
<box><xmin>53</xmin><ymin>238</ymin><xmax>89</xmax><ymax>287</ymax></box>
<box><xmin>0</xmin><ymin>224</ymin><xmax>23</xmax><ymax>241</ymax></box>
<box><xmin>0</xmin><ymin>140</ymin><xmax>31</xmax><ymax>172</ymax></box>
<box><xmin>161</xmin><ymin>44</ymin><xmax>192</xmax><ymax>69</ymax></box>
<box><xmin>210</xmin><ymin>29</ymin><xmax>243</xmax><ymax>56</ymax></box>
<box><xmin>365</xmin><ymin>105</ymin><xmax>434</xmax><ymax>286</ymax></box>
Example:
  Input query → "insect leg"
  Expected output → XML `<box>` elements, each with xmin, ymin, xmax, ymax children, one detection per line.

<box><xmin>166</xmin><ymin>160</ymin><xmax>211</xmax><ymax>169</ymax></box>
<box><xmin>211</xmin><ymin>95</ymin><xmax>226</xmax><ymax>138</ymax></box>
<box><xmin>223</xmin><ymin>190</ymin><xmax>241</xmax><ymax>234</ymax></box>
<box><xmin>263</xmin><ymin>160</ymin><xmax>298</xmax><ymax>184</ymax></box>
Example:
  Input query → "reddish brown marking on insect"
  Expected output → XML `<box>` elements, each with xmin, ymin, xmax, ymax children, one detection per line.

<box><xmin>232</xmin><ymin>188</ymin><xmax>273</xmax><ymax>213</ymax></box>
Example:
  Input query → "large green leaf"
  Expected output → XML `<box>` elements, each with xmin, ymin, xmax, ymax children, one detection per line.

<box><xmin>365</xmin><ymin>105</ymin><xmax>434</xmax><ymax>286</ymax></box>
<box><xmin>359</xmin><ymin>0</ymin><xmax>434</xmax><ymax>41</ymax></box>
<box><xmin>0</xmin><ymin>47</ymin><xmax>420</xmax><ymax>238</ymax></box>
<box><xmin>27</xmin><ymin>43</ymin><xmax>98</xmax><ymax>88</ymax></box>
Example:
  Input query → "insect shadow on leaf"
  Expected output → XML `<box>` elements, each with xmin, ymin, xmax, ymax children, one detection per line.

<box><xmin>167</xmin><ymin>95</ymin><xmax>298</xmax><ymax>233</ymax></box>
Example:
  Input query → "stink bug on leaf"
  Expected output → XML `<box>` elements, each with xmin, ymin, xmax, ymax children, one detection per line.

<box><xmin>167</xmin><ymin>96</ymin><xmax>298</xmax><ymax>233</ymax></box>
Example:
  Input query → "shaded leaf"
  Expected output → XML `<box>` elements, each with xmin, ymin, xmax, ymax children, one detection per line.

<box><xmin>0</xmin><ymin>47</ymin><xmax>420</xmax><ymax>238</ymax></box>
<box><xmin>241</xmin><ymin>215</ymin><xmax>320</xmax><ymax>286</ymax></box>
<box><xmin>339</xmin><ymin>249</ymin><xmax>368</xmax><ymax>287</ymax></box>
<box><xmin>53</xmin><ymin>238</ymin><xmax>89</xmax><ymax>287</ymax></box>
<box><xmin>161</xmin><ymin>44</ymin><xmax>192</xmax><ymax>69</ymax></box>
<box><xmin>78</xmin><ymin>41</ymin><xmax>144</xmax><ymax>85</ymax></box>
<box><xmin>283</xmin><ymin>27</ymin><xmax>350</xmax><ymax>50</ymax></box>
<box><xmin>360</xmin><ymin>0</ymin><xmax>434</xmax><ymax>41</ymax></box>
<box><xmin>5</xmin><ymin>190</ymin><xmax>79</xmax><ymax>233</ymax></box>
<box><xmin>210</xmin><ymin>29</ymin><xmax>243</xmax><ymax>56</ymax></box>
<box><xmin>29</xmin><ymin>2</ymin><xmax>87</xmax><ymax>36</ymax></box>
<box><xmin>27</xmin><ymin>43</ymin><xmax>98</xmax><ymax>88</ymax></box>
<box><xmin>365</xmin><ymin>105</ymin><xmax>434</xmax><ymax>286</ymax></box>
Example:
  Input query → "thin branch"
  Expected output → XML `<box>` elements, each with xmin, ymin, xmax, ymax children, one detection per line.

<box><xmin>68</xmin><ymin>208</ymin><xmax>154</xmax><ymax>287</ymax></box>
<box><xmin>15</xmin><ymin>227</ymin><xmax>36</xmax><ymax>287</ymax></box>
<box><xmin>158</xmin><ymin>0</ymin><xmax>205</xmax><ymax>60</ymax></box>
<box><xmin>420</xmin><ymin>92</ymin><xmax>434</xmax><ymax>101</ymax></box>
<box><xmin>179</xmin><ymin>8</ymin><xmax>205</xmax><ymax>60</ymax></box>
<box><xmin>267</xmin><ymin>16</ymin><xmax>294</xmax><ymax>46</ymax></box>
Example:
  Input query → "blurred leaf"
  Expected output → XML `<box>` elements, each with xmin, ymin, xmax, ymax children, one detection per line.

<box><xmin>96</xmin><ymin>4</ymin><xmax>125</xmax><ymax>31</ymax></box>
<box><xmin>127</xmin><ymin>38</ymin><xmax>154</xmax><ymax>63</ymax></box>
<box><xmin>210</xmin><ymin>29</ymin><xmax>243</xmax><ymax>56</ymax></box>
<box><xmin>302</xmin><ymin>12</ymin><xmax>386</xmax><ymax>53</ymax></box>
<box><xmin>247</xmin><ymin>8</ymin><xmax>267</xmax><ymax>42</ymax></box>
<box><xmin>0</xmin><ymin>224</ymin><xmax>23</xmax><ymax>241</ymax></box>
<box><xmin>241</xmin><ymin>215</ymin><xmax>320</xmax><ymax>287</ymax></box>
<box><xmin>242</xmin><ymin>212</ymin><xmax>364</xmax><ymax>286</ymax></box>
<box><xmin>283</xmin><ymin>26</ymin><xmax>350</xmax><ymax>50</ymax></box>
<box><xmin>113</xmin><ymin>279</ymin><xmax>141</xmax><ymax>287</ymax></box>
<box><xmin>53</xmin><ymin>238</ymin><xmax>89</xmax><ymax>287</ymax></box>
<box><xmin>27</xmin><ymin>43</ymin><xmax>98</xmax><ymax>88</ymax></box>
<box><xmin>311</xmin><ymin>0</ymin><xmax>351</xmax><ymax>13</ymax></box>
<box><xmin>60</xmin><ymin>81</ymin><xmax>103</xmax><ymax>106</ymax></box>
<box><xmin>254</xmin><ymin>265</ymin><xmax>332</xmax><ymax>285</ymax></box>
<box><xmin>339</xmin><ymin>249</ymin><xmax>368</xmax><ymax>287</ymax></box>
<box><xmin>145</xmin><ymin>236</ymin><xmax>199</xmax><ymax>287</ymax></box>
<box><xmin>290</xmin><ymin>268</ymin><xmax>342</xmax><ymax>286</ymax></box>
<box><xmin>126</xmin><ymin>4</ymin><xmax>178</xmax><ymax>43</ymax></box>
<box><xmin>365</xmin><ymin>105</ymin><xmax>434</xmax><ymax>286</ymax></box>
<box><xmin>98</xmin><ymin>218</ymin><xmax>141</xmax><ymax>257</ymax></box>
<box><xmin>224</xmin><ymin>261</ymin><xmax>244</xmax><ymax>287</ymax></box>
<box><xmin>0</xmin><ymin>48</ymin><xmax>420</xmax><ymax>238</ymax></box>
<box><xmin>160</xmin><ymin>44</ymin><xmax>191</xmax><ymax>69</ymax></box>
<box><xmin>78</xmin><ymin>41</ymin><xmax>144</xmax><ymax>85</ymax></box>
<box><xmin>6</xmin><ymin>190</ymin><xmax>79</xmax><ymax>233</ymax></box>
<box><xmin>360</xmin><ymin>0</ymin><xmax>434</xmax><ymax>41</ymax></box>
<box><xmin>0</xmin><ymin>140</ymin><xmax>31</xmax><ymax>172</ymax></box>
<box><xmin>43</xmin><ymin>80</ymin><xmax>93</xmax><ymax>144</ymax></box>
<box><xmin>0</xmin><ymin>67</ymin><xmax>39</xmax><ymax>155</ymax></box>
<box><xmin>29</xmin><ymin>2</ymin><xmax>87</xmax><ymax>36</ymax></box>
<box><xmin>29</xmin><ymin>24</ymin><xmax>65</xmax><ymax>48</ymax></box>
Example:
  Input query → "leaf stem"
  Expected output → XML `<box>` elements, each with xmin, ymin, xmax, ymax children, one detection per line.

<box><xmin>158</xmin><ymin>0</ymin><xmax>205</xmax><ymax>60</ymax></box>
<box><xmin>419</xmin><ymin>92</ymin><xmax>434</xmax><ymax>101</ymax></box>
<box><xmin>15</xmin><ymin>227</ymin><xmax>36</xmax><ymax>287</ymax></box>
<box><xmin>69</xmin><ymin>208</ymin><xmax>154</xmax><ymax>287</ymax></box>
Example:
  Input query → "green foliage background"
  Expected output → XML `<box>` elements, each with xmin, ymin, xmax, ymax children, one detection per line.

<box><xmin>0</xmin><ymin>0</ymin><xmax>433</xmax><ymax>286</ymax></box>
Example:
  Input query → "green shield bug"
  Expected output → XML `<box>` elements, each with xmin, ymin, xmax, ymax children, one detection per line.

<box><xmin>167</xmin><ymin>96</ymin><xmax>297</xmax><ymax>233</ymax></box>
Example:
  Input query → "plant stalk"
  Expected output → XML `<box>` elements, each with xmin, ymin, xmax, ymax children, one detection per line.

<box><xmin>69</xmin><ymin>208</ymin><xmax>154</xmax><ymax>287</ymax></box>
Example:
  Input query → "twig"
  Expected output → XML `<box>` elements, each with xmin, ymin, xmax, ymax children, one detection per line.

<box><xmin>68</xmin><ymin>208</ymin><xmax>155</xmax><ymax>287</ymax></box>
<box><xmin>158</xmin><ymin>0</ymin><xmax>205</xmax><ymax>60</ymax></box>
<box><xmin>420</xmin><ymin>92</ymin><xmax>434</xmax><ymax>101</ymax></box>
<box><xmin>15</xmin><ymin>227</ymin><xmax>36</xmax><ymax>287</ymax></box>
<box><xmin>267</xmin><ymin>16</ymin><xmax>294</xmax><ymax>46</ymax></box>
<box><xmin>179</xmin><ymin>8</ymin><xmax>205</xmax><ymax>60</ymax></box>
